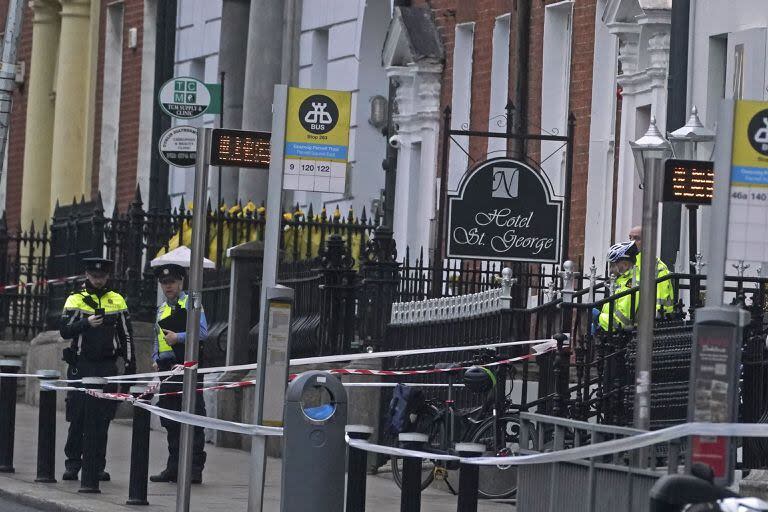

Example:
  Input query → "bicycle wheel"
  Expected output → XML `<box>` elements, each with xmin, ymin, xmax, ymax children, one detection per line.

<box><xmin>467</xmin><ymin>414</ymin><xmax>535</xmax><ymax>500</ymax></box>
<box><xmin>391</xmin><ymin>403</ymin><xmax>446</xmax><ymax>491</ymax></box>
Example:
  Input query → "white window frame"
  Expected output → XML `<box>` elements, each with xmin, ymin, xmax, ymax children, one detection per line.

<box><xmin>488</xmin><ymin>14</ymin><xmax>510</xmax><ymax>157</ymax></box>
<box><xmin>448</xmin><ymin>22</ymin><xmax>474</xmax><ymax>191</ymax></box>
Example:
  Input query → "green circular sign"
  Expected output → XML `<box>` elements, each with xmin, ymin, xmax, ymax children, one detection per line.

<box><xmin>158</xmin><ymin>77</ymin><xmax>211</xmax><ymax>119</ymax></box>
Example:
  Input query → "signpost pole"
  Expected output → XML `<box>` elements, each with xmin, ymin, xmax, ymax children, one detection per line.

<box><xmin>705</xmin><ymin>99</ymin><xmax>735</xmax><ymax>304</ymax></box>
<box><xmin>175</xmin><ymin>126</ymin><xmax>212</xmax><ymax>512</ymax></box>
<box><xmin>432</xmin><ymin>106</ymin><xmax>452</xmax><ymax>298</ymax></box>
<box><xmin>635</xmin><ymin>156</ymin><xmax>663</xmax><ymax>431</ymax></box>
<box><xmin>247</xmin><ymin>84</ymin><xmax>288</xmax><ymax>512</ymax></box>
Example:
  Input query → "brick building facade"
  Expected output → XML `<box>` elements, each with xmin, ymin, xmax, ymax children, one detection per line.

<box><xmin>1</xmin><ymin>0</ymin><xmax>32</xmax><ymax>231</ymax></box>
<box><xmin>0</xmin><ymin>0</ymin><xmax>149</xmax><ymax>231</ymax></box>
<box><xmin>411</xmin><ymin>0</ymin><xmax>602</xmax><ymax>262</ymax></box>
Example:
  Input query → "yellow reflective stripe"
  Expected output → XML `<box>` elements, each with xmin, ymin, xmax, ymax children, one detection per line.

<box><xmin>614</xmin><ymin>309</ymin><xmax>632</xmax><ymax>327</ymax></box>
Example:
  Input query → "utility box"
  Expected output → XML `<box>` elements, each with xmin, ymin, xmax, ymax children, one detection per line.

<box><xmin>687</xmin><ymin>306</ymin><xmax>748</xmax><ymax>486</ymax></box>
<box><xmin>280</xmin><ymin>371</ymin><xmax>348</xmax><ymax>512</ymax></box>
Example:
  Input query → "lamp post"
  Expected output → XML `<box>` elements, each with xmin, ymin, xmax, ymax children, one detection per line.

<box><xmin>629</xmin><ymin>116</ymin><xmax>672</xmax><ymax>430</ymax></box>
<box><xmin>668</xmin><ymin>106</ymin><xmax>716</xmax><ymax>274</ymax></box>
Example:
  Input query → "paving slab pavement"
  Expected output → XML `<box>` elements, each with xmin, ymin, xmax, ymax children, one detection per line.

<box><xmin>0</xmin><ymin>404</ymin><xmax>514</xmax><ymax>512</ymax></box>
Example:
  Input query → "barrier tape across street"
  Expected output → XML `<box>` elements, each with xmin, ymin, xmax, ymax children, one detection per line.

<box><xmin>0</xmin><ymin>274</ymin><xmax>83</xmax><ymax>291</ymax></box>
<box><xmin>0</xmin><ymin>337</ymin><xmax>558</xmax><ymax>382</ymax></box>
<box><xmin>348</xmin><ymin>422</ymin><xmax>768</xmax><ymax>466</ymax></box>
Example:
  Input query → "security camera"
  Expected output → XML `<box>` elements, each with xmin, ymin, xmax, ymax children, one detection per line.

<box><xmin>388</xmin><ymin>135</ymin><xmax>402</xmax><ymax>149</ymax></box>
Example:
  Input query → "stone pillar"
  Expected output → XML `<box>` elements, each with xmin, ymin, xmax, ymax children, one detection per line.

<box><xmin>214</xmin><ymin>0</ymin><xmax>250</xmax><ymax>206</ymax></box>
<box><xmin>49</xmin><ymin>0</ymin><xmax>92</xmax><ymax>209</ymax></box>
<box><xmin>20</xmin><ymin>0</ymin><xmax>61</xmax><ymax>230</ymax></box>
<box><xmin>239</xmin><ymin>0</ymin><xmax>283</xmax><ymax>204</ymax></box>
<box><xmin>215</xmin><ymin>240</ymin><xmax>263</xmax><ymax>448</ymax></box>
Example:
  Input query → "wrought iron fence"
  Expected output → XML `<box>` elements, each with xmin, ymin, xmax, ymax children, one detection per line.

<box><xmin>0</xmin><ymin>218</ymin><xmax>51</xmax><ymax>340</ymax></box>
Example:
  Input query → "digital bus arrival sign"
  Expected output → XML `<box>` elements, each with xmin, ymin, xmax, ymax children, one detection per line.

<box><xmin>210</xmin><ymin>129</ymin><xmax>271</xmax><ymax>169</ymax></box>
<box><xmin>662</xmin><ymin>159</ymin><xmax>714</xmax><ymax>205</ymax></box>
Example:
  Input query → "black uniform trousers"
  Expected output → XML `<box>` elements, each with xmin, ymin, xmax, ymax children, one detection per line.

<box><xmin>157</xmin><ymin>359</ymin><xmax>207</xmax><ymax>475</ymax></box>
<box><xmin>64</xmin><ymin>359</ymin><xmax>119</xmax><ymax>473</ymax></box>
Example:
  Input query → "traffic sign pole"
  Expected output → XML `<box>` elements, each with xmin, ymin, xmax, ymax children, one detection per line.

<box><xmin>175</xmin><ymin>126</ymin><xmax>212</xmax><ymax>512</ymax></box>
<box><xmin>686</xmin><ymin>99</ymin><xmax>739</xmax><ymax>486</ymax></box>
<box><xmin>705</xmin><ymin>99</ymin><xmax>735</xmax><ymax>304</ymax></box>
<box><xmin>247</xmin><ymin>83</ymin><xmax>288</xmax><ymax>512</ymax></box>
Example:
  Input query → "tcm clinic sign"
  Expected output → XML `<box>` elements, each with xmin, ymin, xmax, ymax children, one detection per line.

<box><xmin>446</xmin><ymin>158</ymin><xmax>564</xmax><ymax>263</ymax></box>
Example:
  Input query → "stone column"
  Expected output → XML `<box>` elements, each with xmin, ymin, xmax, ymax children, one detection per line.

<box><xmin>215</xmin><ymin>240</ymin><xmax>263</xmax><ymax>448</ymax></box>
<box><xmin>19</xmin><ymin>0</ymin><xmax>61</xmax><ymax>230</ymax></box>
<box><xmin>49</xmin><ymin>0</ymin><xmax>92</xmax><ymax>209</ymax></box>
<box><xmin>214</xmin><ymin>0</ymin><xmax>250</xmax><ymax>206</ymax></box>
<box><xmin>239</xmin><ymin>0</ymin><xmax>283</xmax><ymax>204</ymax></box>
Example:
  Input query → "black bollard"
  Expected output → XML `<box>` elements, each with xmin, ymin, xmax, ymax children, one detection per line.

<box><xmin>35</xmin><ymin>370</ymin><xmax>61</xmax><ymax>483</ymax></box>
<box><xmin>345</xmin><ymin>425</ymin><xmax>373</xmax><ymax>512</ymax></box>
<box><xmin>127</xmin><ymin>386</ymin><xmax>151</xmax><ymax>506</ymax></box>
<box><xmin>80</xmin><ymin>377</ymin><xmax>107</xmax><ymax>494</ymax></box>
<box><xmin>0</xmin><ymin>359</ymin><xmax>22</xmax><ymax>473</ymax></box>
<box><xmin>398</xmin><ymin>432</ymin><xmax>428</xmax><ymax>512</ymax></box>
<box><xmin>455</xmin><ymin>443</ymin><xmax>486</xmax><ymax>512</ymax></box>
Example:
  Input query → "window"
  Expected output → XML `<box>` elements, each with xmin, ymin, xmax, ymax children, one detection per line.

<box><xmin>311</xmin><ymin>28</ymin><xmax>329</xmax><ymax>88</ymax></box>
<box><xmin>448</xmin><ymin>22</ymin><xmax>474</xmax><ymax>191</ymax></box>
<box><xmin>540</xmin><ymin>0</ymin><xmax>573</xmax><ymax>194</ymax></box>
<box><xmin>98</xmin><ymin>2</ymin><xmax>124</xmax><ymax>215</ymax></box>
<box><xmin>488</xmin><ymin>14</ymin><xmax>510</xmax><ymax>156</ymax></box>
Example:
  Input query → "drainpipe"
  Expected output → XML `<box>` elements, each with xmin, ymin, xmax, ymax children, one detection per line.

<box><xmin>0</xmin><ymin>0</ymin><xmax>25</xmax><ymax>184</ymax></box>
<box><xmin>512</xmin><ymin>0</ymin><xmax>530</xmax><ymax>158</ymax></box>
<box><xmin>148</xmin><ymin>0</ymin><xmax>177</xmax><ymax>212</ymax></box>
<box><xmin>660</xmin><ymin>0</ymin><xmax>690</xmax><ymax>268</ymax></box>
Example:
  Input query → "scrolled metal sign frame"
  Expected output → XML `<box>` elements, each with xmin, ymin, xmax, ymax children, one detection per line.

<box><xmin>446</xmin><ymin>157</ymin><xmax>564</xmax><ymax>264</ymax></box>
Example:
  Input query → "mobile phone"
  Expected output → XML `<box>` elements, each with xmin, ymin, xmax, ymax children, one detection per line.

<box><xmin>95</xmin><ymin>307</ymin><xmax>105</xmax><ymax>317</ymax></box>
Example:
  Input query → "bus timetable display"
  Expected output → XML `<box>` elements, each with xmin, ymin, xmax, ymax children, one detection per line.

<box><xmin>209</xmin><ymin>129</ymin><xmax>271</xmax><ymax>169</ymax></box>
<box><xmin>662</xmin><ymin>159</ymin><xmax>714</xmax><ymax>205</ymax></box>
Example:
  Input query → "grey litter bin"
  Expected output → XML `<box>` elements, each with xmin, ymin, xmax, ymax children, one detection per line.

<box><xmin>280</xmin><ymin>371</ymin><xmax>348</xmax><ymax>512</ymax></box>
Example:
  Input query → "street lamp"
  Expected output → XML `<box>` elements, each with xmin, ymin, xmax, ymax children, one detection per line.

<box><xmin>668</xmin><ymin>106</ymin><xmax>715</xmax><ymax>160</ymax></box>
<box><xmin>668</xmin><ymin>106</ymin><xmax>716</xmax><ymax>275</ymax></box>
<box><xmin>629</xmin><ymin>115</ymin><xmax>672</xmax><ymax>431</ymax></box>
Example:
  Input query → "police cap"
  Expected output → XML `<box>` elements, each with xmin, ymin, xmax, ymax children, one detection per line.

<box><xmin>154</xmin><ymin>264</ymin><xmax>186</xmax><ymax>282</ymax></box>
<box><xmin>83</xmin><ymin>257</ymin><xmax>114</xmax><ymax>274</ymax></box>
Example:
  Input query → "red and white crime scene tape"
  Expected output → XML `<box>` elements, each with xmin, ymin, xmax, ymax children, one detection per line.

<box><xmin>0</xmin><ymin>339</ymin><xmax>557</xmax><ymax>389</ymax></box>
<box><xmin>0</xmin><ymin>274</ymin><xmax>83</xmax><ymax>291</ymax></box>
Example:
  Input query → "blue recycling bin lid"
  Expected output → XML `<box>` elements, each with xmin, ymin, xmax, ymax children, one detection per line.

<box><xmin>303</xmin><ymin>403</ymin><xmax>336</xmax><ymax>421</ymax></box>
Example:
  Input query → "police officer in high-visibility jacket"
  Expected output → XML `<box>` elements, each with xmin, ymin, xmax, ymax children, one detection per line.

<box><xmin>598</xmin><ymin>242</ymin><xmax>640</xmax><ymax>331</ymax></box>
<box><xmin>629</xmin><ymin>225</ymin><xmax>676</xmax><ymax>315</ymax></box>
<box><xmin>60</xmin><ymin>258</ymin><xmax>135</xmax><ymax>481</ymax></box>
<box><xmin>149</xmin><ymin>263</ymin><xmax>207</xmax><ymax>484</ymax></box>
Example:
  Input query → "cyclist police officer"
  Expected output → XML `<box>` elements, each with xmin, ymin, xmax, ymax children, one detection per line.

<box><xmin>60</xmin><ymin>257</ymin><xmax>135</xmax><ymax>481</ymax></box>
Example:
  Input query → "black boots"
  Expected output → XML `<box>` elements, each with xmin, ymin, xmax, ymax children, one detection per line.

<box><xmin>150</xmin><ymin>469</ymin><xmax>177</xmax><ymax>483</ymax></box>
<box><xmin>150</xmin><ymin>469</ymin><xmax>202</xmax><ymax>484</ymax></box>
<box><xmin>61</xmin><ymin>469</ymin><xmax>110</xmax><ymax>481</ymax></box>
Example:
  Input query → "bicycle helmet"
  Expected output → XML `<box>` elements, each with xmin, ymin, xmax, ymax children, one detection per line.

<box><xmin>606</xmin><ymin>241</ymin><xmax>638</xmax><ymax>263</ymax></box>
<box><xmin>463</xmin><ymin>366</ymin><xmax>497</xmax><ymax>393</ymax></box>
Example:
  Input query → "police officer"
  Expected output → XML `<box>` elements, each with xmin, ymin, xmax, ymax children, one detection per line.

<box><xmin>628</xmin><ymin>225</ymin><xmax>676</xmax><ymax>315</ymax></box>
<box><xmin>150</xmin><ymin>263</ymin><xmax>207</xmax><ymax>484</ymax></box>
<box><xmin>596</xmin><ymin>242</ymin><xmax>639</xmax><ymax>331</ymax></box>
<box><xmin>60</xmin><ymin>257</ymin><xmax>135</xmax><ymax>481</ymax></box>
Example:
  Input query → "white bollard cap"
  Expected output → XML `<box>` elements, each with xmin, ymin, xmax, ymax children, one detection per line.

<box><xmin>398</xmin><ymin>432</ymin><xmax>429</xmax><ymax>443</ymax></box>
<box><xmin>37</xmin><ymin>370</ymin><xmax>61</xmax><ymax>379</ymax></box>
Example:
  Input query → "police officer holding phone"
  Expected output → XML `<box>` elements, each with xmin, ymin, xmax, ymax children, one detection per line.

<box><xmin>60</xmin><ymin>258</ymin><xmax>135</xmax><ymax>481</ymax></box>
<box><xmin>149</xmin><ymin>263</ymin><xmax>207</xmax><ymax>484</ymax></box>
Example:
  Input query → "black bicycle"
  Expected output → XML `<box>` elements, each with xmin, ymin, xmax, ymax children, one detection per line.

<box><xmin>388</xmin><ymin>350</ymin><xmax>536</xmax><ymax>500</ymax></box>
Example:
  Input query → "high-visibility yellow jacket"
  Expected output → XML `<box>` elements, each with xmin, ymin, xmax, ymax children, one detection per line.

<box><xmin>598</xmin><ymin>270</ymin><xmax>637</xmax><ymax>331</ymax></box>
<box><xmin>60</xmin><ymin>284</ymin><xmax>135</xmax><ymax>368</ymax></box>
<box><xmin>635</xmin><ymin>253</ymin><xmax>675</xmax><ymax>314</ymax></box>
